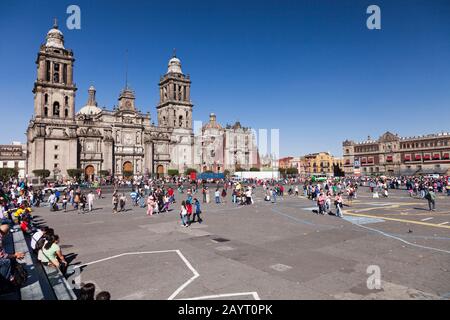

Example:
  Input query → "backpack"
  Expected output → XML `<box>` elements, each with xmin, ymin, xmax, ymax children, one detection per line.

<box><xmin>35</xmin><ymin>236</ymin><xmax>46</xmax><ymax>251</ymax></box>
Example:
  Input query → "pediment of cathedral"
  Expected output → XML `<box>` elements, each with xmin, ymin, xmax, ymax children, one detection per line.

<box><xmin>78</xmin><ymin>127</ymin><xmax>102</xmax><ymax>137</ymax></box>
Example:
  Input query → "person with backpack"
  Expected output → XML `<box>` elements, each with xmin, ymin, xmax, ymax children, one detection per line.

<box><xmin>31</xmin><ymin>226</ymin><xmax>54</xmax><ymax>253</ymax></box>
<box><xmin>425</xmin><ymin>187</ymin><xmax>436</xmax><ymax>211</ymax></box>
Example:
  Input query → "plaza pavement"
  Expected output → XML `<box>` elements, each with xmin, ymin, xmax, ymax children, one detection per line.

<box><xmin>30</xmin><ymin>186</ymin><xmax>450</xmax><ymax>300</ymax></box>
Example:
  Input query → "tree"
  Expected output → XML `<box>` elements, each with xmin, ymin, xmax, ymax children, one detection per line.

<box><xmin>99</xmin><ymin>170</ymin><xmax>110</xmax><ymax>177</ymax></box>
<box><xmin>235</xmin><ymin>166</ymin><xmax>243</xmax><ymax>172</ymax></box>
<box><xmin>286</xmin><ymin>168</ymin><xmax>298</xmax><ymax>175</ymax></box>
<box><xmin>185</xmin><ymin>168</ymin><xmax>197</xmax><ymax>175</ymax></box>
<box><xmin>168</xmin><ymin>169</ymin><xmax>179</xmax><ymax>176</ymax></box>
<box><xmin>67</xmin><ymin>168</ymin><xmax>84</xmax><ymax>179</ymax></box>
<box><xmin>223</xmin><ymin>169</ymin><xmax>230</xmax><ymax>177</ymax></box>
<box><xmin>0</xmin><ymin>168</ymin><xmax>18</xmax><ymax>182</ymax></box>
<box><xmin>123</xmin><ymin>170</ymin><xmax>134</xmax><ymax>178</ymax></box>
<box><xmin>33</xmin><ymin>169</ymin><xmax>50</xmax><ymax>179</ymax></box>
<box><xmin>249</xmin><ymin>167</ymin><xmax>260</xmax><ymax>172</ymax></box>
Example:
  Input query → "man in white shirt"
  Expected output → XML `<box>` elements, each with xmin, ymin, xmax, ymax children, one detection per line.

<box><xmin>87</xmin><ymin>191</ymin><xmax>95</xmax><ymax>212</ymax></box>
<box><xmin>48</xmin><ymin>192</ymin><xmax>57</xmax><ymax>211</ymax></box>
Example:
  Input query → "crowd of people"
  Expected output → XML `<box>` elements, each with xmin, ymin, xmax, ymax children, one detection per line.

<box><xmin>0</xmin><ymin>178</ymin><xmax>111</xmax><ymax>298</ymax></box>
<box><xmin>1</xmin><ymin>173</ymin><xmax>449</xmax><ymax>298</ymax></box>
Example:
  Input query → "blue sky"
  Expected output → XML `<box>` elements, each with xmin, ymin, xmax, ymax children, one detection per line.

<box><xmin>0</xmin><ymin>0</ymin><xmax>449</xmax><ymax>157</ymax></box>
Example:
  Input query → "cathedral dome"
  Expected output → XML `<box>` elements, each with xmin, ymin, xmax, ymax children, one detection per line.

<box><xmin>78</xmin><ymin>86</ymin><xmax>102</xmax><ymax>115</ymax></box>
<box><xmin>203</xmin><ymin>113</ymin><xmax>222</xmax><ymax>130</ymax></box>
<box><xmin>78</xmin><ymin>105</ymin><xmax>102</xmax><ymax>115</ymax></box>
<box><xmin>45</xmin><ymin>20</ymin><xmax>65</xmax><ymax>49</ymax></box>
<box><xmin>167</xmin><ymin>56</ymin><xmax>182</xmax><ymax>74</ymax></box>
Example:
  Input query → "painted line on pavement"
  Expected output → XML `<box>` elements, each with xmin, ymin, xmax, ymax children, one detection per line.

<box><xmin>344</xmin><ymin>212</ymin><xmax>450</xmax><ymax>229</ymax></box>
<box><xmin>182</xmin><ymin>292</ymin><xmax>260</xmax><ymax>300</ymax></box>
<box><xmin>421</xmin><ymin>217</ymin><xmax>433</xmax><ymax>222</ymax></box>
<box><xmin>438</xmin><ymin>222</ymin><xmax>449</xmax><ymax>226</ymax></box>
<box><xmin>73</xmin><ymin>249</ymin><xmax>199</xmax><ymax>300</ymax></box>
<box><xmin>350</xmin><ymin>223</ymin><xmax>450</xmax><ymax>255</ymax></box>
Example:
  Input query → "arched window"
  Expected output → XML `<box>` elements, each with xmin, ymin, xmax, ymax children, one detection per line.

<box><xmin>179</xmin><ymin>115</ymin><xmax>183</xmax><ymax>127</ymax></box>
<box><xmin>65</xmin><ymin>96</ymin><xmax>69</xmax><ymax>107</ymax></box>
<box><xmin>162</xmin><ymin>116</ymin><xmax>166</xmax><ymax>126</ymax></box>
<box><xmin>53</xmin><ymin>63</ymin><xmax>60</xmax><ymax>83</ymax></box>
<box><xmin>53</xmin><ymin>102</ymin><xmax>60</xmax><ymax>116</ymax></box>
<box><xmin>44</xmin><ymin>93</ymin><xmax>48</xmax><ymax>105</ymax></box>
<box><xmin>44</xmin><ymin>106</ymin><xmax>48</xmax><ymax>116</ymax></box>
<box><xmin>65</xmin><ymin>108</ymin><xmax>68</xmax><ymax>117</ymax></box>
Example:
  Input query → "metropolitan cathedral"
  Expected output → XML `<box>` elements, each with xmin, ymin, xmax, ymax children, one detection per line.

<box><xmin>26</xmin><ymin>21</ymin><xmax>258</xmax><ymax>180</ymax></box>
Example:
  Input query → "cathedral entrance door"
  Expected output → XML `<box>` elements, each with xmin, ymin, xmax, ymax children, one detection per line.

<box><xmin>85</xmin><ymin>165</ymin><xmax>95</xmax><ymax>182</ymax></box>
<box><xmin>157</xmin><ymin>165</ymin><xmax>164</xmax><ymax>179</ymax></box>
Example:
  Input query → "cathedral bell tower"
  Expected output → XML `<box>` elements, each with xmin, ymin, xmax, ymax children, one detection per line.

<box><xmin>33</xmin><ymin>19</ymin><xmax>77</xmax><ymax>120</ymax></box>
<box><xmin>157</xmin><ymin>53</ymin><xmax>193</xmax><ymax>128</ymax></box>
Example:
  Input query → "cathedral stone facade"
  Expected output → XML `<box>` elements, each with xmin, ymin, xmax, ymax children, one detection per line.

<box><xmin>26</xmin><ymin>22</ymin><xmax>257</xmax><ymax>180</ymax></box>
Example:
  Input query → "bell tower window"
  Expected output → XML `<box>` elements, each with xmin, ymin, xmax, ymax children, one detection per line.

<box><xmin>44</xmin><ymin>107</ymin><xmax>48</xmax><ymax>116</ymax></box>
<box><xmin>179</xmin><ymin>115</ymin><xmax>183</xmax><ymax>127</ymax></box>
<box><xmin>65</xmin><ymin>108</ymin><xmax>68</xmax><ymax>117</ymax></box>
<box><xmin>53</xmin><ymin>102</ymin><xmax>60</xmax><ymax>116</ymax></box>
<box><xmin>62</xmin><ymin>64</ymin><xmax>67</xmax><ymax>83</ymax></box>
<box><xmin>53</xmin><ymin>63</ymin><xmax>60</xmax><ymax>83</ymax></box>
<box><xmin>44</xmin><ymin>93</ymin><xmax>48</xmax><ymax>105</ymax></box>
<box><xmin>46</xmin><ymin>61</ymin><xmax>51</xmax><ymax>81</ymax></box>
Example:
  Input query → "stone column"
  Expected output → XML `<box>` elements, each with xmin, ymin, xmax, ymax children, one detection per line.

<box><xmin>67</xmin><ymin>63</ymin><xmax>73</xmax><ymax>85</ymax></box>
<box><xmin>38</xmin><ymin>58</ymin><xmax>46</xmax><ymax>81</ymax></box>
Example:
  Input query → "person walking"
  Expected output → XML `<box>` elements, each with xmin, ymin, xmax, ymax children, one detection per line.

<box><xmin>119</xmin><ymin>193</ymin><xmax>126</xmax><ymax>212</ymax></box>
<box><xmin>425</xmin><ymin>187</ymin><xmax>436</xmax><ymax>211</ymax></box>
<box><xmin>146</xmin><ymin>195</ymin><xmax>155</xmax><ymax>216</ymax></box>
<box><xmin>62</xmin><ymin>193</ymin><xmax>68</xmax><ymax>212</ymax></box>
<box><xmin>192</xmin><ymin>198</ymin><xmax>203</xmax><ymax>223</ymax></box>
<box><xmin>205</xmin><ymin>187</ymin><xmax>210</xmax><ymax>204</ymax></box>
<box><xmin>317</xmin><ymin>192</ymin><xmax>326</xmax><ymax>215</ymax></box>
<box><xmin>87</xmin><ymin>191</ymin><xmax>95</xmax><ymax>212</ymax></box>
<box><xmin>112</xmin><ymin>193</ymin><xmax>119</xmax><ymax>214</ymax></box>
<box><xmin>180</xmin><ymin>201</ymin><xmax>188</xmax><ymax>227</ymax></box>
<box><xmin>215</xmin><ymin>189</ymin><xmax>221</xmax><ymax>204</ymax></box>
<box><xmin>335</xmin><ymin>193</ymin><xmax>344</xmax><ymax>218</ymax></box>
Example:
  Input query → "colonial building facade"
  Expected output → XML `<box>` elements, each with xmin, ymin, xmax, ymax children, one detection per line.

<box><xmin>194</xmin><ymin>113</ymin><xmax>259</xmax><ymax>173</ymax></box>
<box><xmin>0</xmin><ymin>142</ymin><xmax>27</xmax><ymax>179</ymax></box>
<box><xmin>343</xmin><ymin>131</ymin><xmax>450</xmax><ymax>176</ymax></box>
<box><xmin>26</xmin><ymin>21</ymin><xmax>256</xmax><ymax>180</ymax></box>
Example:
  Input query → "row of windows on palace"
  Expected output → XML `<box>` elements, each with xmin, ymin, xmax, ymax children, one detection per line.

<box><xmin>351</xmin><ymin>140</ymin><xmax>450</xmax><ymax>153</ymax></box>
<box><xmin>344</xmin><ymin>151</ymin><xmax>450</xmax><ymax>165</ymax></box>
